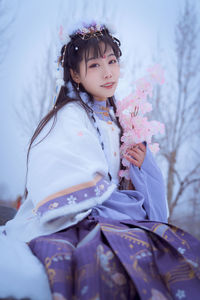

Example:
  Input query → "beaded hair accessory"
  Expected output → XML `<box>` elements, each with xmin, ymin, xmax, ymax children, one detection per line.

<box><xmin>75</xmin><ymin>23</ymin><xmax>105</xmax><ymax>40</ymax></box>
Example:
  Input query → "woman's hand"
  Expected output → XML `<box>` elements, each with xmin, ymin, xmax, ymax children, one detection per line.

<box><xmin>124</xmin><ymin>142</ymin><xmax>146</xmax><ymax>168</ymax></box>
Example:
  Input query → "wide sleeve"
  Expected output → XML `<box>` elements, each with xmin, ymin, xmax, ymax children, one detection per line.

<box><xmin>129</xmin><ymin>146</ymin><xmax>169</xmax><ymax>222</ymax></box>
<box><xmin>26</xmin><ymin>103</ymin><xmax>116</xmax><ymax>233</ymax></box>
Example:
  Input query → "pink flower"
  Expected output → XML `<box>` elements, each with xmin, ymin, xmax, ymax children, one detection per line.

<box><xmin>148</xmin><ymin>121</ymin><xmax>165</xmax><ymax>135</ymax></box>
<box><xmin>140</xmin><ymin>102</ymin><xmax>152</xmax><ymax>114</ymax></box>
<box><xmin>121</xmin><ymin>130</ymin><xmax>135</xmax><ymax>145</ymax></box>
<box><xmin>147</xmin><ymin>64</ymin><xmax>165</xmax><ymax>85</ymax></box>
<box><xmin>122</xmin><ymin>157</ymin><xmax>131</xmax><ymax>168</ymax></box>
<box><xmin>116</xmin><ymin>94</ymin><xmax>134</xmax><ymax>115</ymax></box>
<box><xmin>116</xmin><ymin>65</ymin><xmax>165</xmax><ymax>179</ymax></box>
<box><xmin>118</xmin><ymin>169</ymin><xmax>130</xmax><ymax>180</ymax></box>
<box><xmin>120</xmin><ymin>143</ymin><xmax>130</xmax><ymax>156</ymax></box>
<box><xmin>149</xmin><ymin>143</ymin><xmax>160</xmax><ymax>154</ymax></box>
<box><xmin>135</xmin><ymin>77</ymin><xmax>153</xmax><ymax>98</ymax></box>
<box><xmin>119</xmin><ymin>114</ymin><xmax>133</xmax><ymax>130</ymax></box>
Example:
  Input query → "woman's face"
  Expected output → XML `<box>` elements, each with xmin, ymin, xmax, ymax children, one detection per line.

<box><xmin>71</xmin><ymin>43</ymin><xmax>120</xmax><ymax>101</ymax></box>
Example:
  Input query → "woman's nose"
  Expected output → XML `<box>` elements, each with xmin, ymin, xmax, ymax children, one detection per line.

<box><xmin>102</xmin><ymin>62</ymin><xmax>112</xmax><ymax>79</ymax></box>
<box><xmin>104</xmin><ymin>72</ymin><xmax>112</xmax><ymax>79</ymax></box>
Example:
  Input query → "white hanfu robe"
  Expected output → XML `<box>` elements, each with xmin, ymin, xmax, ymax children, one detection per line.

<box><xmin>0</xmin><ymin>101</ymin><xmax>168</xmax><ymax>299</ymax></box>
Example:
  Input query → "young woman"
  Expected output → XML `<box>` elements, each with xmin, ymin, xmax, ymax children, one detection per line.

<box><xmin>2</xmin><ymin>22</ymin><xmax>200</xmax><ymax>300</ymax></box>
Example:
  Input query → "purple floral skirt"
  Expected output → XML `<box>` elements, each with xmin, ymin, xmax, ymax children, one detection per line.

<box><xmin>29</xmin><ymin>215</ymin><xmax>200</xmax><ymax>300</ymax></box>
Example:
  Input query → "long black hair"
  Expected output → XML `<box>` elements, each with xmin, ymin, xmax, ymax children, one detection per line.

<box><xmin>23</xmin><ymin>24</ymin><xmax>124</xmax><ymax>199</ymax></box>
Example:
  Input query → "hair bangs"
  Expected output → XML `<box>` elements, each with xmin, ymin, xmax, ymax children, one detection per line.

<box><xmin>82</xmin><ymin>34</ymin><xmax>121</xmax><ymax>66</ymax></box>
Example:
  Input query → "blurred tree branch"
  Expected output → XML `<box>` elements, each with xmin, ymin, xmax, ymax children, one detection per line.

<box><xmin>14</xmin><ymin>1</ymin><xmax>80</xmax><ymax>137</ymax></box>
<box><xmin>153</xmin><ymin>0</ymin><xmax>200</xmax><ymax>219</ymax></box>
<box><xmin>14</xmin><ymin>44</ymin><xmax>55</xmax><ymax>137</ymax></box>
<box><xmin>0</xmin><ymin>0</ymin><xmax>16</xmax><ymax>63</ymax></box>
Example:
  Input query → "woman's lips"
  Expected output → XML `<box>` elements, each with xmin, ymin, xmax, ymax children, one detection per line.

<box><xmin>101</xmin><ymin>82</ymin><xmax>115</xmax><ymax>89</ymax></box>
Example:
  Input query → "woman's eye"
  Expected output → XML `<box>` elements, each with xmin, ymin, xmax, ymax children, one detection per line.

<box><xmin>89</xmin><ymin>63</ymin><xmax>99</xmax><ymax>68</ymax></box>
<box><xmin>109</xmin><ymin>59</ymin><xmax>117</xmax><ymax>64</ymax></box>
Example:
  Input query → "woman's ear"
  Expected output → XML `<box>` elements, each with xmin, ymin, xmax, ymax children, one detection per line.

<box><xmin>70</xmin><ymin>69</ymin><xmax>80</xmax><ymax>84</ymax></box>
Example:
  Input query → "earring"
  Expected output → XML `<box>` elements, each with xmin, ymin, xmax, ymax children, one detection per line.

<box><xmin>77</xmin><ymin>83</ymin><xmax>80</xmax><ymax>91</ymax></box>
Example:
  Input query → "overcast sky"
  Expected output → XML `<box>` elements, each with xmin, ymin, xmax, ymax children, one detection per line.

<box><xmin>0</xmin><ymin>0</ymin><xmax>199</xmax><ymax>200</ymax></box>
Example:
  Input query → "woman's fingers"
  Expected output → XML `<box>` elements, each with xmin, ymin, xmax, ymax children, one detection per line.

<box><xmin>127</xmin><ymin>149</ymin><xmax>140</xmax><ymax>160</ymax></box>
<box><xmin>125</xmin><ymin>151</ymin><xmax>141</xmax><ymax>165</ymax></box>
<box><xmin>131</xmin><ymin>143</ymin><xmax>146</xmax><ymax>153</ymax></box>
<box><xmin>123</xmin><ymin>142</ymin><xmax>146</xmax><ymax>168</ymax></box>
<box><xmin>125</xmin><ymin>143</ymin><xmax>146</xmax><ymax>168</ymax></box>
<box><xmin>124</xmin><ymin>154</ymin><xmax>140</xmax><ymax>166</ymax></box>
<box><xmin>137</xmin><ymin>142</ymin><xmax>146</xmax><ymax>152</ymax></box>
<box><xmin>127</xmin><ymin>147</ymin><xmax>144</xmax><ymax>158</ymax></box>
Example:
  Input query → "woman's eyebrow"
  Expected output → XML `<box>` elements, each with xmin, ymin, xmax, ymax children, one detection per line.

<box><xmin>87</xmin><ymin>57</ymin><xmax>97</xmax><ymax>62</ymax></box>
<box><xmin>87</xmin><ymin>53</ymin><xmax>115</xmax><ymax>62</ymax></box>
<box><xmin>107</xmin><ymin>53</ymin><xmax>116</xmax><ymax>57</ymax></box>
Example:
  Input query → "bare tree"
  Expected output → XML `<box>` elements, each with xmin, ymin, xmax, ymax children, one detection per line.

<box><xmin>153</xmin><ymin>1</ymin><xmax>200</xmax><ymax>220</ymax></box>
<box><xmin>169</xmin><ymin>181</ymin><xmax>200</xmax><ymax>239</ymax></box>
<box><xmin>15</xmin><ymin>44</ymin><xmax>56</xmax><ymax>137</ymax></box>
<box><xmin>14</xmin><ymin>1</ymin><xmax>81</xmax><ymax>136</ymax></box>
<box><xmin>190</xmin><ymin>181</ymin><xmax>200</xmax><ymax>238</ymax></box>
<box><xmin>0</xmin><ymin>0</ymin><xmax>16</xmax><ymax>63</ymax></box>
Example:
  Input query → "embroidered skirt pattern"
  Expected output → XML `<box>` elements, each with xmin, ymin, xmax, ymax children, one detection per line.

<box><xmin>29</xmin><ymin>215</ymin><xmax>200</xmax><ymax>300</ymax></box>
